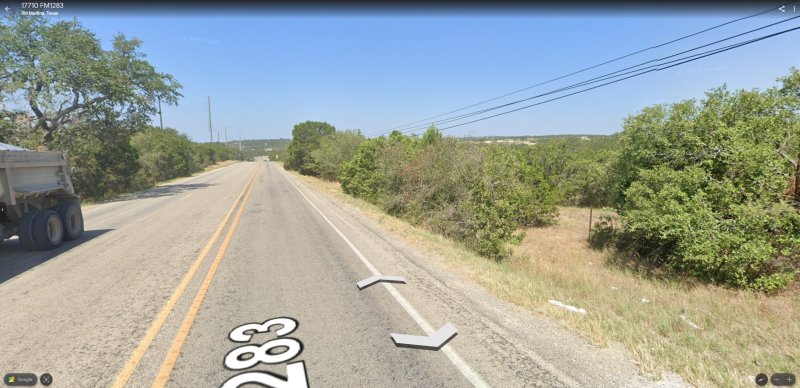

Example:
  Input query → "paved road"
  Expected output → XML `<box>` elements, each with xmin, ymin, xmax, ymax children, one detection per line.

<box><xmin>0</xmin><ymin>161</ymin><xmax>679</xmax><ymax>387</ymax></box>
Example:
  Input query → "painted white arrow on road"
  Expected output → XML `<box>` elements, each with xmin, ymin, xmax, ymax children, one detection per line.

<box><xmin>390</xmin><ymin>323</ymin><xmax>458</xmax><ymax>351</ymax></box>
<box><xmin>356</xmin><ymin>275</ymin><xmax>406</xmax><ymax>290</ymax></box>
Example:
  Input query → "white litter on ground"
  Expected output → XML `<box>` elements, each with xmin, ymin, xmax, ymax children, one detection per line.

<box><xmin>548</xmin><ymin>300</ymin><xmax>587</xmax><ymax>315</ymax></box>
<box><xmin>641</xmin><ymin>298</ymin><xmax>650</xmax><ymax>304</ymax></box>
<box><xmin>680</xmin><ymin>315</ymin><xmax>702</xmax><ymax>330</ymax></box>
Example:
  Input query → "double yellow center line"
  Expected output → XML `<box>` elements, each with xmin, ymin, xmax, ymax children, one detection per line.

<box><xmin>112</xmin><ymin>164</ymin><xmax>261</xmax><ymax>388</ymax></box>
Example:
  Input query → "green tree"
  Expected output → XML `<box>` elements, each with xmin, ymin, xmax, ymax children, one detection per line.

<box><xmin>607</xmin><ymin>69</ymin><xmax>800</xmax><ymax>291</ymax></box>
<box><xmin>777</xmin><ymin>67</ymin><xmax>800</xmax><ymax>207</ymax></box>
<box><xmin>513</xmin><ymin>136</ymin><xmax>618</xmax><ymax>207</ymax></box>
<box><xmin>0</xmin><ymin>14</ymin><xmax>183</xmax><ymax>199</ymax></box>
<box><xmin>309</xmin><ymin>129</ymin><xmax>365</xmax><ymax>180</ymax></box>
<box><xmin>130</xmin><ymin>127</ymin><xmax>195</xmax><ymax>186</ymax></box>
<box><xmin>340</xmin><ymin>137</ymin><xmax>389</xmax><ymax>203</ymax></box>
<box><xmin>50</xmin><ymin>118</ymin><xmax>141</xmax><ymax>198</ymax></box>
<box><xmin>0</xmin><ymin>110</ymin><xmax>42</xmax><ymax>149</ymax></box>
<box><xmin>0</xmin><ymin>14</ymin><xmax>182</xmax><ymax>144</ymax></box>
<box><xmin>420</xmin><ymin>125</ymin><xmax>443</xmax><ymax>146</ymax></box>
<box><xmin>566</xmin><ymin>152</ymin><xmax>614</xmax><ymax>207</ymax></box>
<box><xmin>339</xmin><ymin>130</ymin><xmax>418</xmax><ymax>206</ymax></box>
<box><xmin>285</xmin><ymin>121</ymin><xmax>336</xmax><ymax>175</ymax></box>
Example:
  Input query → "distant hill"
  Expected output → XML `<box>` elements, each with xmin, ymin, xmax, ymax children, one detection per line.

<box><xmin>228</xmin><ymin>135</ymin><xmax>617</xmax><ymax>161</ymax></box>
<box><xmin>460</xmin><ymin>134</ymin><xmax>617</xmax><ymax>145</ymax></box>
<box><xmin>222</xmin><ymin>138</ymin><xmax>290</xmax><ymax>160</ymax></box>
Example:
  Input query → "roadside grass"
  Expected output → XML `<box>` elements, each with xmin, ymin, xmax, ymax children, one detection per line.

<box><xmin>288</xmin><ymin>169</ymin><xmax>800</xmax><ymax>388</ymax></box>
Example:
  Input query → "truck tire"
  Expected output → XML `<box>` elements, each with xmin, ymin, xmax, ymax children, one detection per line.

<box><xmin>18</xmin><ymin>211</ymin><xmax>40</xmax><ymax>250</ymax></box>
<box><xmin>31</xmin><ymin>210</ymin><xmax>64</xmax><ymax>250</ymax></box>
<box><xmin>57</xmin><ymin>204</ymin><xmax>84</xmax><ymax>240</ymax></box>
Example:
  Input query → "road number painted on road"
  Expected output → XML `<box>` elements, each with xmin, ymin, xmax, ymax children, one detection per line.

<box><xmin>221</xmin><ymin>362</ymin><xmax>308</xmax><ymax>388</ymax></box>
<box><xmin>229</xmin><ymin>317</ymin><xmax>297</xmax><ymax>342</ymax></box>
<box><xmin>225</xmin><ymin>338</ymin><xmax>303</xmax><ymax>369</ymax></box>
<box><xmin>221</xmin><ymin>317</ymin><xmax>309</xmax><ymax>388</ymax></box>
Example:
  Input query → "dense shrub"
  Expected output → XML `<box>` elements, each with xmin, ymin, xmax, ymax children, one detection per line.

<box><xmin>605</xmin><ymin>69</ymin><xmax>800</xmax><ymax>291</ymax></box>
<box><xmin>192</xmin><ymin>142</ymin><xmax>238</xmax><ymax>166</ymax></box>
<box><xmin>340</xmin><ymin>128</ymin><xmax>559</xmax><ymax>258</ymax></box>
<box><xmin>131</xmin><ymin>126</ymin><xmax>196</xmax><ymax>186</ymax></box>
<box><xmin>51</xmin><ymin>120</ymin><xmax>141</xmax><ymax>198</ymax></box>
<box><xmin>340</xmin><ymin>137</ymin><xmax>390</xmax><ymax>203</ymax></box>
<box><xmin>310</xmin><ymin>130</ymin><xmax>365</xmax><ymax>180</ymax></box>
<box><xmin>518</xmin><ymin>136</ymin><xmax>617</xmax><ymax>207</ymax></box>
<box><xmin>51</xmin><ymin>124</ymin><xmax>239</xmax><ymax>199</ymax></box>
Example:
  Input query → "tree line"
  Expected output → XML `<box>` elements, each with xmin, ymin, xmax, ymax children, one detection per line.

<box><xmin>286</xmin><ymin>68</ymin><xmax>800</xmax><ymax>292</ymax></box>
<box><xmin>287</xmin><ymin>121</ymin><xmax>560</xmax><ymax>258</ymax></box>
<box><xmin>0</xmin><ymin>15</ymin><xmax>249</xmax><ymax>199</ymax></box>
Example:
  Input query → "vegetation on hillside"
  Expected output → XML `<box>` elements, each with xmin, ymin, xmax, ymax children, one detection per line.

<box><xmin>287</xmin><ymin>68</ymin><xmax>800</xmax><ymax>291</ymax></box>
<box><xmin>233</xmin><ymin>138</ymin><xmax>290</xmax><ymax>161</ymax></box>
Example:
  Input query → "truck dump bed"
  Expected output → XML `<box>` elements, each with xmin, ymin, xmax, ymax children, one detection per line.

<box><xmin>0</xmin><ymin>148</ymin><xmax>77</xmax><ymax>207</ymax></box>
<box><xmin>0</xmin><ymin>143</ymin><xmax>83</xmax><ymax>248</ymax></box>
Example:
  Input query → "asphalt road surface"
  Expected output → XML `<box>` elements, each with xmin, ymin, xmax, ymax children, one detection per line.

<box><xmin>0</xmin><ymin>161</ymin><xmax>683</xmax><ymax>387</ymax></box>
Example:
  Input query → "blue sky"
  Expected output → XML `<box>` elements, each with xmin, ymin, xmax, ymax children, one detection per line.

<box><xmin>51</xmin><ymin>7</ymin><xmax>800</xmax><ymax>141</ymax></box>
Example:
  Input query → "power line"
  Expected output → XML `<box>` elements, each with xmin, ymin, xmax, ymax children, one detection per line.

<box><xmin>435</xmin><ymin>25</ymin><xmax>800</xmax><ymax>132</ymax></box>
<box><xmin>375</xmin><ymin>2</ymin><xmax>794</xmax><ymax>136</ymax></box>
<box><xmin>389</xmin><ymin>15</ymin><xmax>800</xmax><ymax>135</ymax></box>
<box><xmin>383</xmin><ymin>2</ymin><xmax>792</xmax><ymax>135</ymax></box>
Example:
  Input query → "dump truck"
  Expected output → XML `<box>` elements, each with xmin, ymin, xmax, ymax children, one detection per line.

<box><xmin>0</xmin><ymin>142</ymin><xmax>84</xmax><ymax>250</ymax></box>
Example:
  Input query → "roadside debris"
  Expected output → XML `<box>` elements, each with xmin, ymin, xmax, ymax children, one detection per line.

<box><xmin>679</xmin><ymin>308</ymin><xmax>702</xmax><ymax>330</ymax></box>
<box><xmin>548</xmin><ymin>300</ymin><xmax>587</xmax><ymax>315</ymax></box>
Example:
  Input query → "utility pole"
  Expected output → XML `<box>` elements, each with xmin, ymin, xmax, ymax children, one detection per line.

<box><xmin>239</xmin><ymin>134</ymin><xmax>242</xmax><ymax>151</ymax></box>
<box><xmin>207</xmin><ymin>96</ymin><xmax>213</xmax><ymax>142</ymax></box>
<box><xmin>217</xmin><ymin>131</ymin><xmax>220</xmax><ymax>143</ymax></box>
<box><xmin>225</xmin><ymin>127</ymin><xmax>228</xmax><ymax>146</ymax></box>
<box><xmin>157</xmin><ymin>96</ymin><xmax>163</xmax><ymax>130</ymax></box>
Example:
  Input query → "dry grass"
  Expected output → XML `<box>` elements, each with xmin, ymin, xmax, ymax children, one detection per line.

<box><xmin>289</xmin><ymin>171</ymin><xmax>800</xmax><ymax>388</ymax></box>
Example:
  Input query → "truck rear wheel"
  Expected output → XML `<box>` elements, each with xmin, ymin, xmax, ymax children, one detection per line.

<box><xmin>31</xmin><ymin>210</ymin><xmax>63</xmax><ymax>250</ymax></box>
<box><xmin>18</xmin><ymin>211</ymin><xmax>40</xmax><ymax>250</ymax></box>
<box><xmin>57</xmin><ymin>204</ymin><xmax>84</xmax><ymax>240</ymax></box>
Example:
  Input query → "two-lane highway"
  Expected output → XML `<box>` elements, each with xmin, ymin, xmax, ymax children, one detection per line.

<box><xmin>0</xmin><ymin>161</ymin><xmax>676</xmax><ymax>387</ymax></box>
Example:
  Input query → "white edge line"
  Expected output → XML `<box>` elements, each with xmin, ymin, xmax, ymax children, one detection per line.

<box><xmin>278</xmin><ymin>166</ymin><xmax>490</xmax><ymax>388</ymax></box>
